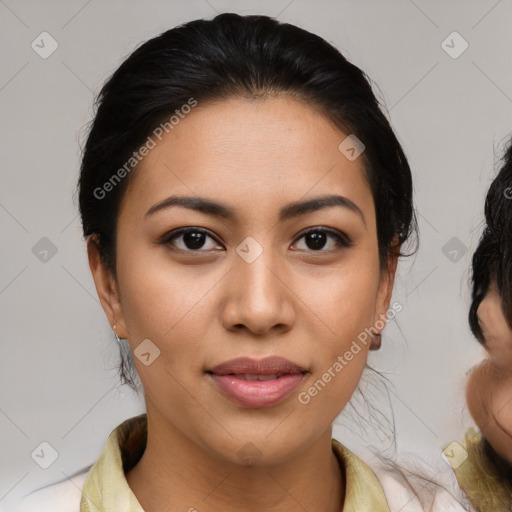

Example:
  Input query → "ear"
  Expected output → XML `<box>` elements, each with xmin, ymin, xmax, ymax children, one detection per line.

<box><xmin>87</xmin><ymin>235</ymin><xmax>129</xmax><ymax>339</ymax></box>
<box><xmin>370</xmin><ymin>242</ymin><xmax>400</xmax><ymax>350</ymax></box>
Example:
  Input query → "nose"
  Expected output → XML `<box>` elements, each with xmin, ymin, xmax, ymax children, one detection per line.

<box><xmin>221</xmin><ymin>241</ymin><xmax>295</xmax><ymax>337</ymax></box>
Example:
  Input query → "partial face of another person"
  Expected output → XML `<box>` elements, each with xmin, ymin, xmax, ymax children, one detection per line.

<box><xmin>89</xmin><ymin>96</ymin><xmax>396</xmax><ymax>465</ymax></box>
<box><xmin>477</xmin><ymin>282</ymin><xmax>512</xmax><ymax>370</ymax></box>
<box><xmin>467</xmin><ymin>281</ymin><xmax>512</xmax><ymax>463</ymax></box>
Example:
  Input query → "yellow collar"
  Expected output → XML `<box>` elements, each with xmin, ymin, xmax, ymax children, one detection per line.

<box><xmin>80</xmin><ymin>414</ymin><xmax>390</xmax><ymax>511</ymax></box>
<box><xmin>448</xmin><ymin>427</ymin><xmax>512</xmax><ymax>512</ymax></box>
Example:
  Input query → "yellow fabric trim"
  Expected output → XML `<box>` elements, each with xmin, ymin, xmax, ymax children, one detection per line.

<box><xmin>80</xmin><ymin>414</ymin><xmax>390</xmax><ymax>511</ymax></box>
<box><xmin>448</xmin><ymin>427</ymin><xmax>512</xmax><ymax>512</ymax></box>
<box><xmin>80</xmin><ymin>415</ymin><xmax>146</xmax><ymax>511</ymax></box>
<box><xmin>331</xmin><ymin>439</ymin><xmax>391</xmax><ymax>512</ymax></box>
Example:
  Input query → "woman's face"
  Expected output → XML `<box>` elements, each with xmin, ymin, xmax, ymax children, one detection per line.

<box><xmin>467</xmin><ymin>281</ymin><xmax>512</xmax><ymax>462</ymax></box>
<box><xmin>476</xmin><ymin>282</ymin><xmax>512</xmax><ymax>368</ymax></box>
<box><xmin>90</xmin><ymin>96</ymin><xmax>396</xmax><ymax>465</ymax></box>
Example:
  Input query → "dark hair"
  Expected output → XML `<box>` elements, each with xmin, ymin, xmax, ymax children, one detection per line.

<box><xmin>468</xmin><ymin>138</ymin><xmax>512</xmax><ymax>343</ymax></box>
<box><xmin>77</xmin><ymin>13</ymin><xmax>417</xmax><ymax>389</ymax></box>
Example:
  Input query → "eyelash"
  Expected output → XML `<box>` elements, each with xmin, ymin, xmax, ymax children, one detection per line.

<box><xmin>159</xmin><ymin>227</ymin><xmax>353</xmax><ymax>254</ymax></box>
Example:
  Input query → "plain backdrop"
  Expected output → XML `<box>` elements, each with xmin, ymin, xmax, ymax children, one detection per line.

<box><xmin>1</xmin><ymin>0</ymin><xmax>511</xmax><ymax>509</ymax></box>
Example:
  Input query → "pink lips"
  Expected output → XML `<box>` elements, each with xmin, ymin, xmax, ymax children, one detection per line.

<box><xmin>207</xmin><ymin>356</ymin><xmax>307</xmax><ymax>408</ymax></box>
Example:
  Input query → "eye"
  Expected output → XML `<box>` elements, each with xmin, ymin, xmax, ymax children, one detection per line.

<box><xmin>159</xmin><ymin>227</ymin><xmax>224</xmax><ymax>252</ymax></box>
<box><xmin>291</xmin><ymin>227</ymin><xmax>353</xmax><ymax>252</ymax></box>
<box><xmin>159</xmin><ymin>226</ymin><xmax>352</xmax><ymax>254</ymax></box>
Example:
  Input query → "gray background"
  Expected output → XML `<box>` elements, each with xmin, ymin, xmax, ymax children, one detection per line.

<box><xmin>1</xmin><ymin>0</ymin><xmax>511</xmax><ymax>509</ymax></box>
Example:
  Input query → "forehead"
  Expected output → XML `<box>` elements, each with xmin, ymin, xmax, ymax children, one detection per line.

<box><xmin>121</xmin><ymin>96</ymin><xmax>374</xmax><ymax>224</ymax></box>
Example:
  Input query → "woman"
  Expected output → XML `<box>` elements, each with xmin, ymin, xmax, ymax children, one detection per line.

<box><xmin>19</xmin><ymin>13</ymin><xmax>470</xmax><ymax>511</ymax></box>
<box><xmin>449</xmin><ymin>139</ymin><xmax>512</xmax><ymax>511</ymax></box>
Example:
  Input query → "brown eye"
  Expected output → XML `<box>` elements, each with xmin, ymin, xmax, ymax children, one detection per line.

<box><xmin>160</xmin><ymin>228</ymin><xmax>223</xmax><ymax>252</ymax></box>
<box><xmin>292</xmin><ymin>228</ymin><xmax>353</xmax><ymax>252</ymax></box>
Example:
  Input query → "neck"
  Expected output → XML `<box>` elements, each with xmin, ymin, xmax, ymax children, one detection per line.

<box><xmin>126</xmin><ymin>404</ymin><xmax>345</xmax><ymax>512</ymax></box>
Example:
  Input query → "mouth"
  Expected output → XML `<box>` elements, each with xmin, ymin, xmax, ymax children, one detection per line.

<box><xmin>222</xmin><ymin>373</ymin><xmax>299</xmax><ymax>381</ymax></box>
<box><xmin>207</xmin><ymin>355</ymin><xmax>307</xmax><ymax>376</ymax></box>
<box><xmin>206</xmin><ymin>356</ymin><xmax>308</xmax><ymax>408</ymax></box>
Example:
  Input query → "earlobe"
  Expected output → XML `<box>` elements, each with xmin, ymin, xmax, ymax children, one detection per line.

<box><xmin>86</xmin><ymin>235</ymin><xmax>129</xmax><ymax>339</ymax></box>
<box><xmin>369</xmin><ymin>330</ymin><xmax>382</xmax><ymax>351</ymax></box>
<box><xmin>370</xmin><ymin>247</ymin><xmax>400</xmax><ymax>350</ymax></box>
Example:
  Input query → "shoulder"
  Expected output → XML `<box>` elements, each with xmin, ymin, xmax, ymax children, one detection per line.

<box><xmin>448</xmin><ymin>427</ymin><xmax>512</xmax><ymax>512</ymax></box>
<box><xmin>370</xmin><ymin>462</ymin><xmax>474</xmax><ymax>512</ymax></box>
<box><xmin>17</xmin><ymin>467</ymin><xmax>91</xmax><ymax>512</ymax></box>
<box><xmin>332</xmin><ymin>439</ymin><xmax>475</xmax><ymax>512</ymax></box>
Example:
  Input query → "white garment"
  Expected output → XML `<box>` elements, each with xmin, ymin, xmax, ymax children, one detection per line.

<box><xmin>17</xmin><ymin>414</ymin><xmax>474</xmax><ymax>512</ymax></box>
<box><xmin>17</xmin><ymin>460</ymin><xmax>473</xmax><ymax>512</ymax></box>
<box><xmin>18</xmin><ymin>468</ymin><xmax>90</xmax><ymax>512</ymax></box>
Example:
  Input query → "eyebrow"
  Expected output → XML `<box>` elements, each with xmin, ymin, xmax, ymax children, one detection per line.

<box><xmin>145</xmin><ymin>194</ymin><xmax>366</xmax><ymax>226</ymax></box>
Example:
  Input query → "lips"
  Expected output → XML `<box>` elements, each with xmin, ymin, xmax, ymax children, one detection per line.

<box><xmin>207</xmin><ymin>357</ymin><xmax>307</xmax><ymax>408</ymax></box>
<box><xmin>208</xmin><ymin>356</ymin><xmax>306</xmax><ymax>376</ymax></box>
<box><xmin>234</xmin><ymin>374</ymin><xmax>284</xmax><ymax>381</ymax></box>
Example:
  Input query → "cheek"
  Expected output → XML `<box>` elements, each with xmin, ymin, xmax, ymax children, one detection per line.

<box><xmin>296</xmin><ymin>255</ymin><xmax>380</xmax><ymax>411</ymax></box>
<box><xmin>115</xmin><ymin>245</ymin><xmax>216</xmax><ymax>378</ymax></box>
<box><xmin>313</xmin><ymin>253</ymin><xmax>381</xmax><ymax>341</ymax></box>
<box><xmin>117</xmin><ymin>234</ymin><xmax>203</xmax><ymax>326</ymax></box>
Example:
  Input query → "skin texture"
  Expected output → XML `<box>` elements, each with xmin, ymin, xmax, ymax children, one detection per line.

<box><xmin>88</xmin><ymin>96</ymin><xmax>398</xmax><ymax>512</ymax></box>
<box><xmin>466</xmin><ymin>281</ymin><xmax>512</xmax><ymax>464</ymax></box>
